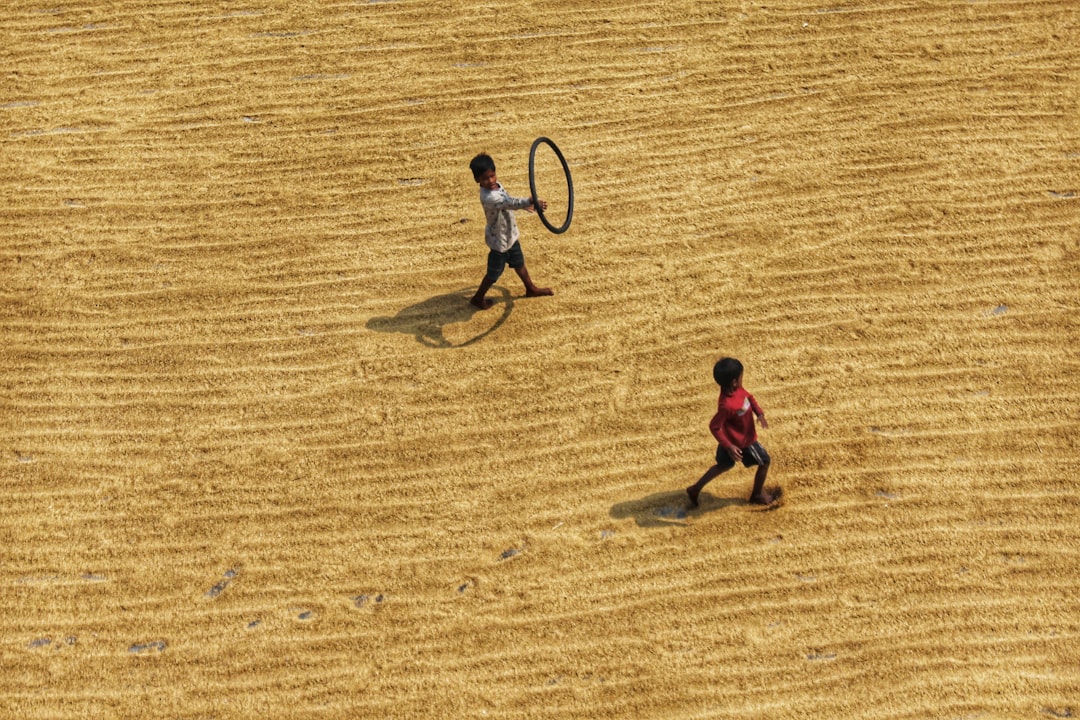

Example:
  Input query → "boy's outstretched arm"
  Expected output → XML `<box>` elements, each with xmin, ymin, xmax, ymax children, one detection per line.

<box><xmin>482</xmin><ymin>194</ymin><xmax>532</xmax><ymax>213</ymax></box>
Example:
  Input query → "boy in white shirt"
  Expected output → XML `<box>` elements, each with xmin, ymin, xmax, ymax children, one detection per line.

<box><xmin>468</xmin><ymin>153</ymin><xmax>553</xmax><ymax>309</ymax></box>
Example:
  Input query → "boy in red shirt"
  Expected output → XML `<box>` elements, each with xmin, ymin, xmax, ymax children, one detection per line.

<box><xmin>686</xmin><ymin>357</ymin><xmax>778</xmax><ymax>508</ymax></box>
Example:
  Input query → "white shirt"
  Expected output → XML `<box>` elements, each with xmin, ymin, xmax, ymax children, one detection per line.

<box><xmin>480</xmin><ymin>183</ymin><xmax>532</xmax><ymax>253</ymax></box>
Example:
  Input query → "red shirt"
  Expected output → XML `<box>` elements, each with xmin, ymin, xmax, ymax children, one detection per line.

<box><xmin>709</xmin><ymin>387</ymin><xmax>764</xmax><ymax>449</ymax></box>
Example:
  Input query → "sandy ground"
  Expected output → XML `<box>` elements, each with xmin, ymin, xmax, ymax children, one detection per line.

<box><xmin>2</xmin><ymin>0</ymin><xmax>1078</xmax><ymax>717</ymax></box>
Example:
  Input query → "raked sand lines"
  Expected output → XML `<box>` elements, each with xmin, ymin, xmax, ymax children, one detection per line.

<box><xmin>3</xmin><ymin>0</ymin><xmax>1079</xmax><ymax>717</ymax></box>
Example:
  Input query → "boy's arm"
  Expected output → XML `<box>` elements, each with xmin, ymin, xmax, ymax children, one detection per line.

<box><xmin>481</xmin><ymin>190</ymin><xmax>533</xmax><ymax>212</ymax></box>
<box><xmin>747</xmin><ymin>392</ymin><xmax>769</xmax><ymax>429</ymax></box>
<box><xmin>709</xmin><ymin>412</ymin><xmax>741</xmax><ymax>456</ymax></box>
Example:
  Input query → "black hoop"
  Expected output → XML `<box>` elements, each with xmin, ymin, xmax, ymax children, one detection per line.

<box><xmin>528</xmin><ymin>136</ymin><xmax>574</xmax><ymax>235</ymax></box>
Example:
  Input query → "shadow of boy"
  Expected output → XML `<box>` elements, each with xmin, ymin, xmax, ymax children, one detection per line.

<box><xmin>366</xmin><ymin>286</ymin><xmax>512</xmax><ymax>347</ymax></box>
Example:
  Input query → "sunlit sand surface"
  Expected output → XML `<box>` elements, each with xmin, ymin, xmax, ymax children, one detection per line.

<box><xmin>2</xmin><ymin>1</ymin><xmax>1077</xmax><ymax>717</ymax></box>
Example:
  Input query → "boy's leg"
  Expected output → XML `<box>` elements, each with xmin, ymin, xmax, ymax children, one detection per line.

<box><xmin>686</xmin><ymin>462</ymin><xmax>730</xmax><ymax>507</ymax></box>
<box><xmin>746</xmin><ymin>443</ymin><xmax>774</xmax><ymax>505</ymax></box>
<box><xmin>507</xmin><ymin>244</ymin><xmax>552</xmax><ymax>297</ymax></box>
<box><xmin>471</xmin><ymin>250</ymin><xmax>505</xmax><ymax>309</ymax></box>
<box><xmin>470</xmin><ymin>275</ymin><xmax>496</xmax><ymax>309</ymax></box>
<box><xmin>514</xmin><ymin>264</ymin><xmax>553</xmax><ymax>297</ymax></box>
<box><xmin>749</xmin><ymin>464</ymin><xmax>772</xmax><ymax>505</ymax></box>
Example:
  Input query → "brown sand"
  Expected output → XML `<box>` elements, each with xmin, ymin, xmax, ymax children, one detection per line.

<box><xmin>2</xmin><ymin>0</ymin><xmax>1078</xmax><ymax>717</ymax></box>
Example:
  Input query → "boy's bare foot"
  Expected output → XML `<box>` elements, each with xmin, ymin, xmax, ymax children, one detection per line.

<box><xmin>749</xmin><ymin>492</ymin><xmax>774</xmax><ymax>506</ymax></box>
<box><xmin>751</xmin><ymin>487</ymin><xmax>786</xmax><ymax>505</ymax></box>
<box><xmin>525</xmin><ymin>287</ymin><xmax>553</xmax><ymax>298</ymax></box>
<box><xmin>470</xmin><ymin>297</ymin><xmax>494</xmax><ymax>310</ymax></box>
<box><xmin>686</xmin><ymin>486</ymin><xmax>700</xmax><ymax>508</ymax></box>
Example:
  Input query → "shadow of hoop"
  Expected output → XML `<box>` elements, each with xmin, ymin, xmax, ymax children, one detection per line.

<box><xmin>610</xmin><ymin>490</ymin><xmax>745</xmax><ymax>527</ymax></box>
<box><xmin>366</xmin><ymin>286</ymin><xmax>512</xmax><ymax>348</ymax></box>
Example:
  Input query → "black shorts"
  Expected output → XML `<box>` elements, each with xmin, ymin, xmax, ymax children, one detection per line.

<box><xmin>485</xmin><ymin>241</ymin><xmax>525</xmax><ymax>281</ymax></box>
<box><xmin>715</xmin><ymin>441</ymin><xmax>770</xmax><ymax>471</ymax></box>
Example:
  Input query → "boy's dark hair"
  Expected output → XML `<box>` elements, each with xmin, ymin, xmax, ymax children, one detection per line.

<box><xmin>469</xmin><ymin>153</ymin><xmax>496</xmax><ymax>181</ymax></box>
<box><xmin>713</xmin><ymin>357</ymin><xmax>744</xmax><ymax>391</ymax></box>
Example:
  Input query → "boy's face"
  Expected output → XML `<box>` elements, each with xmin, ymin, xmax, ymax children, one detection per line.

<box><xmin>476</xmin><ymin>169</ymin><xmax>498</xmax><ymax>191</ymax></box>
<box><xmin>727</xmin><ymin>372</ymin><xmax>743</xmax><ymax>393</ymax></box>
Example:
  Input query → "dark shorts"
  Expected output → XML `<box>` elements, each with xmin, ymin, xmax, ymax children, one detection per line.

<box><xmin>715</xmin><ymin>441</ymin><xmax>771</xmax><ymax>471</ymax></box>
<box><xmin>485</xmin><ymin>241</ymin><xmax>525</xmax><ymax>281</ymax></box>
